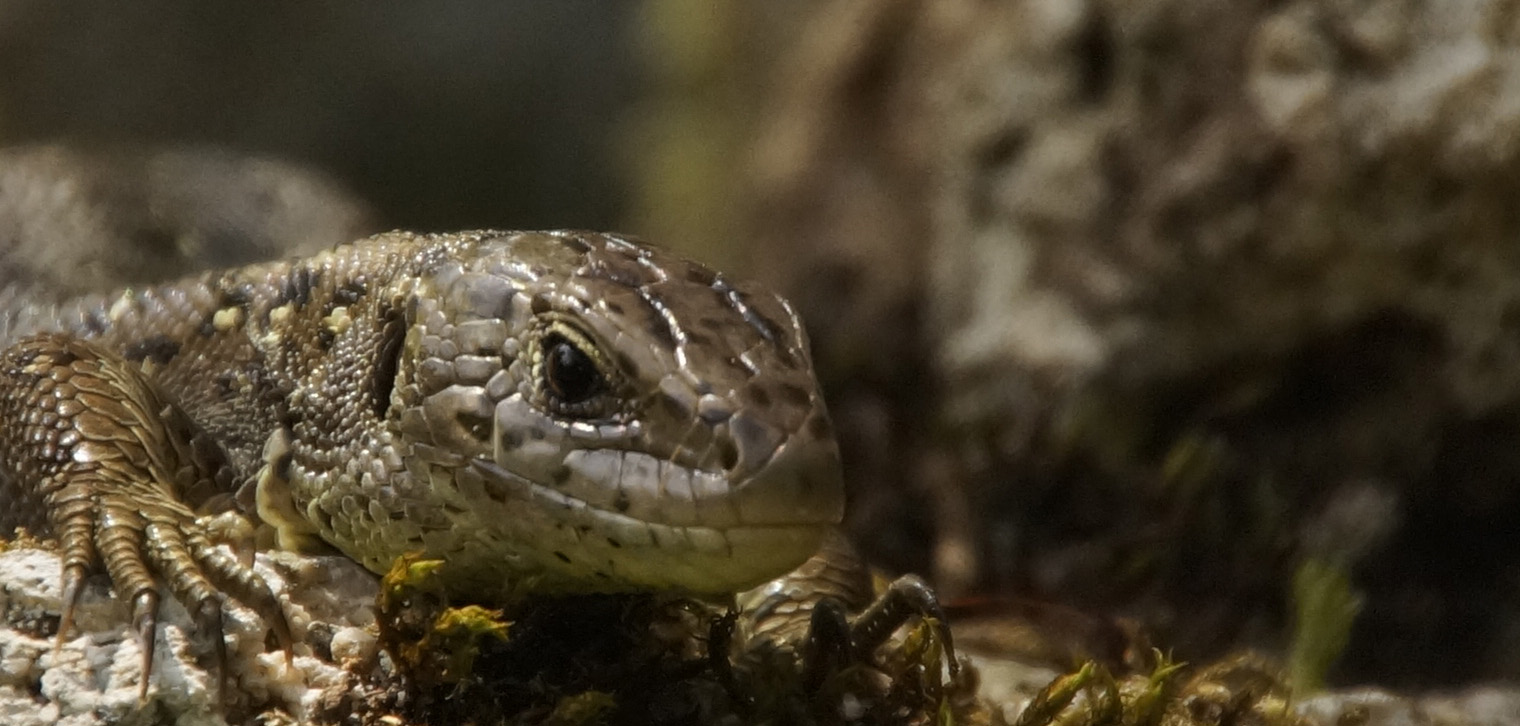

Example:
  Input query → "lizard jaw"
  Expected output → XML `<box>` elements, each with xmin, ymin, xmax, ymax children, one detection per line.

<box><xmin>460</xmin><ymin>457</ymin><xmax>835</xmax><ymax>594</ymax></box>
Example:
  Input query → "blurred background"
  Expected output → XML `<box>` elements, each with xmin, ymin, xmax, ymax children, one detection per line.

<box><xmin>4</xmin><ymin>0</ymin><xmax>1520</xmax><ymax>694</ymax></box>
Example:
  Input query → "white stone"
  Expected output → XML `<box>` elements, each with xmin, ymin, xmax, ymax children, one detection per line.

<box><xmin>0</xmin><ymin>545</ymin><xmax>380</xmax><ymax>725</ymax></box>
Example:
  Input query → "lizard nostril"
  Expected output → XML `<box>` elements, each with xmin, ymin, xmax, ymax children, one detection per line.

<box><xmin>725</xmin><ymin>411</ymin><xmax>783</xmax><ymax>477</ymax></box>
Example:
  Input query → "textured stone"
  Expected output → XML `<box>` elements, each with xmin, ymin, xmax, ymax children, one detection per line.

<box><xmin>0</xmin><ymin>546</ymin><xmax>378</xmax><ymax>725</ymax></box>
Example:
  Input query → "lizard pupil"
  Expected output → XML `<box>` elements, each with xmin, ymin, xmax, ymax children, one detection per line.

<box><xmin>544</xmin><ymin>334</ymin><xmax>602</xmax><ymax>405</ymax></box>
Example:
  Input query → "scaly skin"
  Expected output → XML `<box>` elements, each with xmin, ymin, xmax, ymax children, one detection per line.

<box><xmin>0</xmin><ymin>229</ymin><xmax>958</xmax><ymax>706</ymax></box>
<box><xmin>0</xmin><ymin>230</ymin><xmax>867</xmax><ymax>684</ymax></box>
<box><xmin>0</xmin><ymin>228</ymin><xmax>847</xmax><ymax>585</ymax></box>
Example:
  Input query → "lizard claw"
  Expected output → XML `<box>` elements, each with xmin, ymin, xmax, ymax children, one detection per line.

<box><xmin>0</xmin><ymin>334</ymin><xmax>293</xmax><ymax>695</ymax></box>
<box><xmin>130</xmin><ymin>590</ymin><xmax>160</xmax><ymax>701</ymax></box>
<box><xmin>848</xmin><ymin>574</ymin><xmax>959</xmax><ymax>678</ymax></box>
<box><xmin>55</xmin><ymin>562</ymin><xmax>88</xmax><ymax>653</ymax></box>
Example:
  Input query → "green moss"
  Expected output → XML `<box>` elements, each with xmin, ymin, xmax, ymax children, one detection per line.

<box><xmin>999</xmin><ymin>650</ymin><xmax>1315</xmax><ymax>726</ymax></box>
<box><xmin>375</xmin><ymin>555</ymin><xmax>514</xmax><ymax>689</ymax></box>
<box><xmin>1287</xmin><ymin>558</ymin><xmax>1362</xmax><ymax>694</ymax></box>
<box><xmin>542</xmin><ymin>690</ymin><xmax>617</xmax><ymax>726</ymax></box>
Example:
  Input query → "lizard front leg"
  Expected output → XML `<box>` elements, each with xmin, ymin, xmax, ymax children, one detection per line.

<box><xmin>725</xmin><ymin>530</ymin><xmax>960</xmax><ymax>696</ymax></box>
<box><xmin>0</xmin><ymin>333</ymin><xmax>293</xmax><ymax>697</ymax></box>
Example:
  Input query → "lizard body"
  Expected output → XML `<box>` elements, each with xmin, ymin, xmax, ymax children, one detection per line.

<box><xmin>0</xmin><ymin>230</ymin><xmax>851</xmax><ymax>657</ymax></box>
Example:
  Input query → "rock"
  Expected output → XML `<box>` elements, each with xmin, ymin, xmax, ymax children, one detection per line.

<box><xmin>1297</xmin><ymin>686</ymin><xmax>1520</xmax><ymax>726</ymax></box>
<box><xmin>0</xmin><ymin>545</ymin><xmax>379</xmax><ymax>725</ymax></box>
<box><xmin>729</xmin><ymin>0</ymin><xmax>1520</xmax><ymax>686</ymax></box>
<box><xmin>0</xmin><ymin>144</ymin><xmax>377</xmax><ymax>301</ymax></box>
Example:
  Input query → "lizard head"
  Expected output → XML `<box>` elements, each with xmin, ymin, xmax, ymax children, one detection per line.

<box><xmin>389</xmin><ymin>231</ymin><xmax>843</xmax><ymax>594</ymax></box>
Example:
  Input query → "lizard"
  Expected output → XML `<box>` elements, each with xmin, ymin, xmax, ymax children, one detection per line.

<box><xmin>0</xmin><ymin>229</ymin><xmax>951</xmax><ymax>697</ymax></box>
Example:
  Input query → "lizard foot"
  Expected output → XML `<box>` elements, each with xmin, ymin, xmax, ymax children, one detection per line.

<box><xmin>0</xmin><ymin>334</ymin><xmax>293</xmax><ymax>698</ymax></box>
<box><xmin>797</xmin><ymin>573</ymin><xmax>960</xmax><ymax>690</ymax></box>
<box><xmin>723</xmin><ymin>531</ymin><xmax>961</xmax><ymax>699</ymax></box>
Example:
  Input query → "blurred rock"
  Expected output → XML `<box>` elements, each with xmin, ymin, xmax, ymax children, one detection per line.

<box><xmin>733</xmin><ymin>0</ymin><xmax>1520</xmax><ymax>687</ymax></box>
<box><xmin>735</xmin><ymin>0</ymin><xmax>948</xmax><ymax>585</ymax></box>
<box><xmin>1297</xmin><ymin>686</ymin><xmax>1520</xmax><ymax>726</ymax></box>
<box><xmin>0</xmin><ymin>144</ymin><xmax>377</xmax><ymax>299</ymax></box>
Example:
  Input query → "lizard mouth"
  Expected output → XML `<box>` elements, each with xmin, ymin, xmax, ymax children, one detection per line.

<box><xmin>465</xmin><ymin>436</ymin><xmax>842</xmax><ymax>593</ymax></box>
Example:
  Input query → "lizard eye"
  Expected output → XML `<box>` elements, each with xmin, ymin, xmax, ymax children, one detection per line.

<box><xmin>543</xmin><ymin>332</ymin><xmax>605</xmax><ymax>409</ymax></box>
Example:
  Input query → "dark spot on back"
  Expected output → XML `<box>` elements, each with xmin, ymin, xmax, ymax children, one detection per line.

<box><xmin>217</xmin><ymin>280</ymin><xmax>256</xmax><ymax>310</ymax></box>
<box><xmin>322</xmin><ymin>280</ymin><xmax>366</xmax><ymax>318</ymax></box>
<box><xmin>554</xmin><ymin>551</ymin><xmax>572</xmax><ymax>564</ymax></box>
<box><xmin>334</xmin><ymin>279</ymin><xmax>367</xmax><ymax>306</ymax></box>
<box><xmin>685</xmin><ymin>331</ymin><xmax>712</xmax><ymax>347</ymax></box>
<box><xmin>198</xmin><ymin>318</ymin><xmax>219</xmax><ymax>338</ymax></box>
<box><xmin>551</xmin><ymin>466</ymin><xmax>571</xmax><ymax>484</ymax></box>
<box><xmin>606</xmin><ymin>537</ymin><xmax>622</xmax><ymax>549</ymax></box>
<box><xmin>499</xmin><ymin>429</ymin><xmax>525</xmax><ymax>450</ymax></box>
<box><xmin>317</xmin><ymin>328</ymin><xmax>336</xmax><ymax>350</ymax></box>
<box><xmin>745</xmin><ymin>384</ymin><xmax>771</xmax><ymax>408</ymax></box>
<box><xmin>604</xmin><ymin>300</ymin><xmax>624</xmax><ymax>315</ymax></box>
<box><xmin>560</xmin><ymin>235</ymin><xmax>592</xmax><ymax>254</ymax></box>
<box><xmin>122</xmin><ymin>335</ymin><xmax>180</xmax><ymax>365</ymax></box>
<box><xmin>613</xmin><ymin>491</ymin><xmax>631</xmax><ymax>513</ymax></box>
<box><xmin>531</xmin><ymin>295</ymin><xmax>552</xmax><ymax>315</ymax></box>
<box><xmin>278</xmin><ymin>266</ymin><xmax>319</xmax><ymax>308</ymax></box>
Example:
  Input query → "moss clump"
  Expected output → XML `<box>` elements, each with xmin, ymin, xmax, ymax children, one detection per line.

<box><xmin>364</xmin><ymin>554</ymin><xmax>988</xmax><ymax>725</ymax></box>
<box><xmin>1001</xmin><ymin>651</ymin><xmax>1310</xmax><ymax>726</ymax></box>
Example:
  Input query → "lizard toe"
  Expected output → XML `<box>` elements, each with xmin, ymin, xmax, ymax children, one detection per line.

<box><xmin>55</xmin><ymin>562</ymin><xmax>88</xmax><ymax>652</ymax></box>
<box><xmin>129</xmin><ymin>590</ymin><xmax>160</xmax><ymax>701</ymax></box>
<box><xmin>188</xmin><ymin>522</ymin><xmax>296</xmax><ymax>661</ymax></box>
